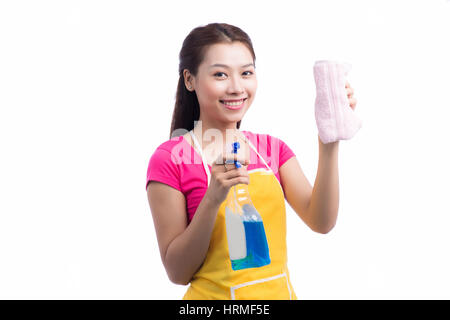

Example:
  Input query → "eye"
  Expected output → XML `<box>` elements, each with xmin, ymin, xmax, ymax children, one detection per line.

<box><xmin>214</xmin><ymin>71</ymin><xmax>254</xmax><ymax>78</ymax></box>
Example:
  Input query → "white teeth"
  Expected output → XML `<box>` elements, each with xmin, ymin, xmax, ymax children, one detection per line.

<box><xmin>222</xmin><ymin>99</ymin><xmax>244</xmax><ymax>106</ymax></box>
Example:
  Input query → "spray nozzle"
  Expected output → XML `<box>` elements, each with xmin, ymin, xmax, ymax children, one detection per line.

<box><xmin>231</xmin><ymin>142</ymin><xmax>241</xmax><ymax>168</ymax></box>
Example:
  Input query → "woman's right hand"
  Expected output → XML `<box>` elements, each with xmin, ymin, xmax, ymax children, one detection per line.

<box><xmin>204</xmin><ymin>153</ymin><xmax>250</xmax><ymax>206</ymax></box>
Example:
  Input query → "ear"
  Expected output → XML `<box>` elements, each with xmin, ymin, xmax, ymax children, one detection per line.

<box><xmin>183</xmin><ymin>69</ymin><xmax>194</xmax><ymax>91</ymax></box>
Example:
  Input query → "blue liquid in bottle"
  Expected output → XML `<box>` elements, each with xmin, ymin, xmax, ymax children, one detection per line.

<box><xmin>230</xmin><ymin>221</ymin><xmax>270</xmax><ymax>269</ymax></box>
<box><xmin>243</xmin><ymin>221</ymin><xmax>270</xmax><ymax>264</ymax></box>
<box><xmin>242</xmin><ymin>204</ymin><xmax>271</xmax><ymax>268</ymax></box>
<box><xmin>226</xmin><ymin>141</ymin><xmax>271</xmax><ymax>270</ymax></box>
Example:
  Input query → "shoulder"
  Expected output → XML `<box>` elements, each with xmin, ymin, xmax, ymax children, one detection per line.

<box><xmin>146</xmin><ymin>136</ymin><xmax>189</xmax><ymax>191</ymax></box>
<box><xmin>147</xmin><ymin>135</ymin><xmax>189</xmax><ymax>172</ymax></box>
<box><xmin>150</xmin><ymin>135</ymin><xmax>191</xmax><ymax>162</ymax></box>
<box><xmin>153</xmin><ymin>135</ymin><xmax>186</xmax><ymax>154</ymax></box>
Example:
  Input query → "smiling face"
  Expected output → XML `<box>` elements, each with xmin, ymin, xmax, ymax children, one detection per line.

<box><xmin>184</xmin><ymin>42</ymin><xmax>257</xmax><ymax>130</ymax></box>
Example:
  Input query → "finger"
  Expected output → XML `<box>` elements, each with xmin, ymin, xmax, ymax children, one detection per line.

<box><xmin>221</xmin><ymin>154</ymin><xmax>249</xmax><ymax>166</ymax></box>
<box><xmin>223</xmin><ymin>166</ymin><xmax>248</xmax><ymax>180</ymax></box>
<box><xmin>213</xmin><ymin>153</ymin><xmax>233</xmax><ymax>166</ymax></box>
<box><xmin>223</xmin><ymin>159</ymin><xmax>237</xmax><ymax>171</ymax></box>
<box><xmin>224</xmin><ymin>176</ymin><xmax>250</xmax><ymax>188</ymax></box>
<box><xmin>214</xmin><ymin>161</ymin><xmax>248</xmax><ymax>175</ymax></box>
<box><xmin>346</xmin><ymin>87</ymin><xmax>354</xmax><ymax>97</ymax></box>
<box><xmin>220</xmin><ymin>168</ymin><xmax>248</xmax><ymax>183</ymax></box>
<box><xmin>223</xmin><ymin>166</ymin><xmax>249</xmax><ymax>178</ymax></box>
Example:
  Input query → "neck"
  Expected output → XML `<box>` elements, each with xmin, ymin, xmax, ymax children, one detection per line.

<box><xmin>191</xmin><ymin>119</ymin><xmax>245</xmax><ymax>150</ymax></box>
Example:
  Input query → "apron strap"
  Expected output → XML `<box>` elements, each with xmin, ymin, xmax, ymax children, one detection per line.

<box><xmin>246</xmin><ymin>139</ymin><xmax>272</xmax><ymax>172</ymax></box>
<box><xmin>189</xmin><ymin>130</ymin><xmax>211</xmax><ymax>187</ymax></box>
<box><xmin>189</xmin><ymin>130</ymin><xmax>273</xmax><ymax>187</ymax></box>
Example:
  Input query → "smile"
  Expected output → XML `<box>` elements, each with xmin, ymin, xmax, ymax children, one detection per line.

<box><xmin>220</xmin><ymin>98</ymin><xmax>247</xmax><ymax>110</ymax></box>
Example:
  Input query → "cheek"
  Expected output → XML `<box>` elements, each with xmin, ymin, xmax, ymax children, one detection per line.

<box><xmin>203</xmin><ymin>80</ymin><xmax>226</xmax><ymax>99</ymax></box>
<box><xmin>247</xmin><ymin>78</ymin><xmax>257</xmax><ymax>95</ymax></box>
<box><xmin>244</xmin><ymin>83</ymin><xmax>256</xmax><ymax>108</ymax></box>
<box><xmin>195</xmin><ymin>83</ymin><xmax>222</xmax><ymax>108</ymax></box>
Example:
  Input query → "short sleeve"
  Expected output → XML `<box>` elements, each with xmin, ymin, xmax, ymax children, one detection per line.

<box><xmin>278</xmin><ymin>137</ymin><xmax>296</xmax><ymax>168</ymax></box>
<box><xmin>146</xmin><ymin>148</ymin><xmax>181</xmax><ymax>192</ymax></box>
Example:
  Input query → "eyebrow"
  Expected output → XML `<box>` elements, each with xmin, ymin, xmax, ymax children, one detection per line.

<box><xmin>209</xmin><ymin>63</ymin><xmax>255</xmax><ymax>69</ymax></box>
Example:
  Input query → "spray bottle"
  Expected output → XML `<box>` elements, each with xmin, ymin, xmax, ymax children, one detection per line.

<box><xmin>224</xmin><ymin>141</ymin><xmax>271</xmax><ymax>270</ymax></box>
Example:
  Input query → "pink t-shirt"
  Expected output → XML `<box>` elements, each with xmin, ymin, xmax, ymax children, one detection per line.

<box><xmin>146</xmin><ymin>130</ymin><xmax>296</xmax><ymax>223</ymax></box>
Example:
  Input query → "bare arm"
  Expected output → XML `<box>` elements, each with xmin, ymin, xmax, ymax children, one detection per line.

<box><xmin>279</xmin><ymin>135</ymin><xmax>340</xmax><ymax>233</ymax></box>
<box><xmin>147</xmin><ymin>154</ymin><xmax>250</xmax><ymax>285</ymax></box>
<box><xmin>147</xmin><ymin>182</ymin><xmax>220</xmax><ymax>285</ymax></box>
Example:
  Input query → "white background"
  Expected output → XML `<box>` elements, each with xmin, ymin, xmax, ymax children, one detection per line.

<box><xmin>1</xmin><ymin>0</ymin><xmax>449</xmax><ymax>299</ymax></box>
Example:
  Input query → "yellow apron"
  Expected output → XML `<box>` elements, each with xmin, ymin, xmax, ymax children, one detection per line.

<box><xmin>184</xmin><ymin>131</ymin><xmax>297</xmax><ymax>300</ymax></box>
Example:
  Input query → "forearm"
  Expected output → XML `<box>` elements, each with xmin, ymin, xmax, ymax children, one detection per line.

<box><xmin>307</xmin><ymin>135</ymin><xmax>340</xmax><ymax>233</ymax></box>
<box><xmin>164</xmin><ymin>193</ymin><xmax>220</xmax><ymax>284</ymax></box>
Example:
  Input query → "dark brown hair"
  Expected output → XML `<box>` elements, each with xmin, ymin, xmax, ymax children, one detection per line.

<box><xmin>169</xmin><ymin>23</ymin><xmax>256</xmax><ymax>138</ymax></box>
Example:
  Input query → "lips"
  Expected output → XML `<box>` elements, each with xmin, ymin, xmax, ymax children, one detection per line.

<box><xmin>220</xmin><ymin>98</ymin><xmax>247</xmax><ymax>110</ymax></box>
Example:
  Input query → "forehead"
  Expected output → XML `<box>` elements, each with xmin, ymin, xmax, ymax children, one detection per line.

<box><xmin>202</xmin><ymin>42</ymin><xmax>253</xmax><ymax>67</ymax></box>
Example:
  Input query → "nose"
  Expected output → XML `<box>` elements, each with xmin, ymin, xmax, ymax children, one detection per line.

<box><xmin>227</xmin><ymin>75</ymin><xmax>244</xmax><ymax>94</ymax></box>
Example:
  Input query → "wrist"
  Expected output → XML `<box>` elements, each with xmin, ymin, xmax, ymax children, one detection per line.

<box><xmin>203</xmin><ymin>190</ymin><xmax>222</xmax><ymax>210</ymax></box>
<box><xmin>318</xmin><ymin>135</ymin><xmax>339</xmax><ymax>151</ymax></box>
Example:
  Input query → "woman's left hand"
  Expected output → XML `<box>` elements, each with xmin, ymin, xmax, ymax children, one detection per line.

<box><xmin>345</xmin><ymin>81</ymin><xmax>357</xmax><ymax>110</ymax></box>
